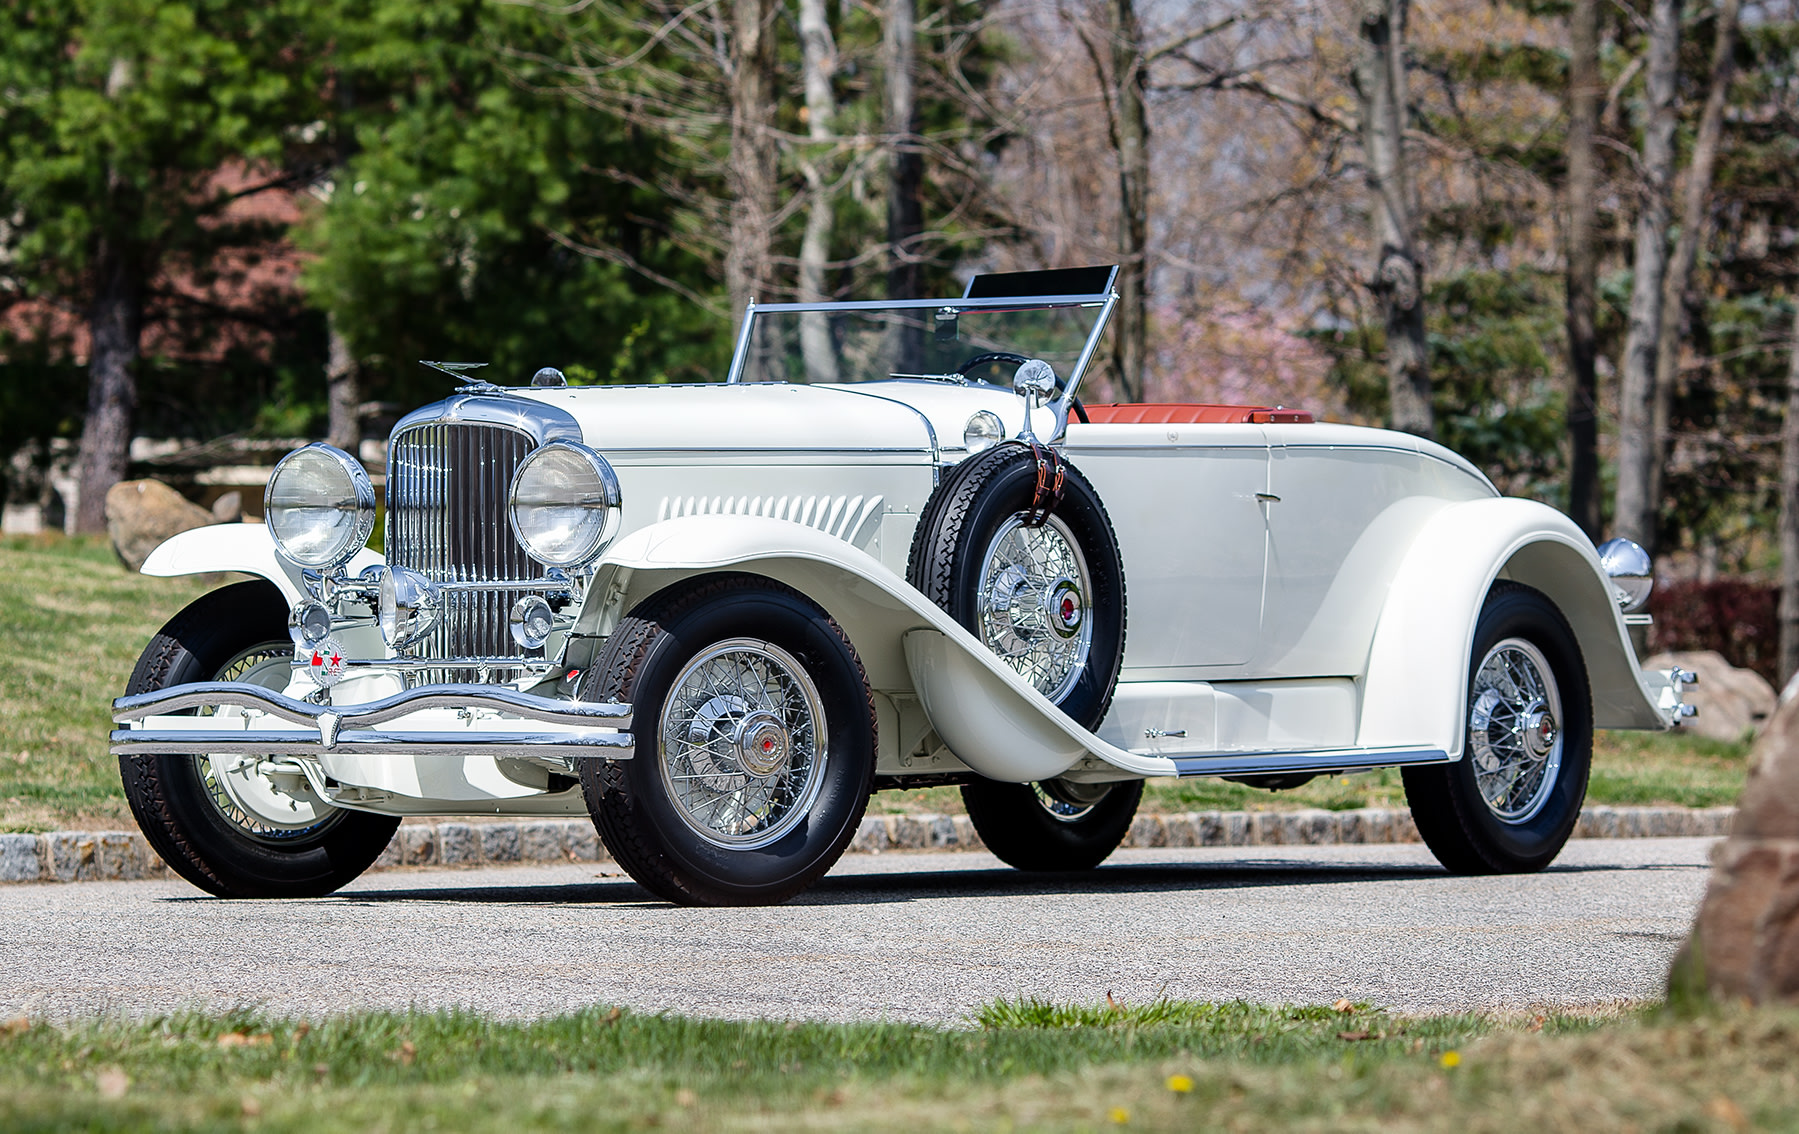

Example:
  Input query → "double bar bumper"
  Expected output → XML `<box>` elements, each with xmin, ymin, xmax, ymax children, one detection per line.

<box><xmin>110</xmin><ymin>682</ymin><xmax>635</xmax><ymax>760</ymax></box>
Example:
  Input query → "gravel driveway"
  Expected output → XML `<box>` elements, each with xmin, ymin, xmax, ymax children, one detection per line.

<box><xmin>1</xmin><ymin>838</ymin><xmax>1713</xmax><ymax>1024</ymax></box>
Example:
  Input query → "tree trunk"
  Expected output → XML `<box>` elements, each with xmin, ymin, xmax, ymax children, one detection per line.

<box><xmin>1648</xmin><ymin>0</ymin><xmax>1740</xmax><ymax>519</ymax></box>
<box><xmin>325</xmin><ymin>314</ymin><xmax>362</xmax><ymax>453</ymax></box>
<box><xmin>1355</xmin><ymin>0</ymin><xmax>1432</xmax><ymax>438</ymax></box>
<box><xmin>797</xmin><ymin>0</ymin><xmax>840</xmax><ymax>384</ymax></box>
<box><xmin>1779</xmin><ymin>300</ymin><xmax>1799</xmax><ymax>688</ymax></box>
<box><xmin>1108</xmin><ymin>0</ymin><xmax>1150</xmax><ymax>404</ymax></box>
<box><xmin>884</xmin><ymin>0</ymin><xmax>924</xmax><ymax>369</ymax></box>
<box><xmin>724</xmin><ymin>0</ymin><xmax>779</xmax><ymax>331</ymax></box>
<box><xmin>1564</xmin><ymin>0</ymin><xmax>1603</xmax><ymax>541</ymax></box>
<box><xmin>74</xmin><ymin>237</ymin><xmax>142</xmax><ymax>534</ymax></box>
<box><xmin>1612</xmin><ymin>0</ymin><xmax>1682</xmax><ymax>549</ymax></box>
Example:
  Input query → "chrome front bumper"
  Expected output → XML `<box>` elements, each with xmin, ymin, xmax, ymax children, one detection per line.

<box><xmin>110</xmin><ymin>682</ymin><xmax>634</xmax><ymax>759</ymax></box>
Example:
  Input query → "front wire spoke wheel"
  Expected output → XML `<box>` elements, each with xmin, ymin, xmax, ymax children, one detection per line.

<box><xmin>197</xmin><ymin>642</ymin><xmax>342</xmax><ymax>845</ymax></box>
<box><xmin>1467</xmin><ymin>637</ymin><xmax>1563</xmax><ymax>824</ymax></box>
<box><xmin>659</xmin><ymin>638</ymin><xmax>829</xmax><ymax>850</ymax></box>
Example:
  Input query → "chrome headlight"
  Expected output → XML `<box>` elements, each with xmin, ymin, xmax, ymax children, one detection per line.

<box><xmin>265</xmin><ymin>444</ymin><xmax>377</xmax><ymax>569</ymax></box>
<box><xmin>378</xmin><ymin>564</ymin><xmax>440</xmax><ymax>649</ymax></box>
<box><xmin>1596</xmin><ymin>537</ymin><xmax>1653</xmax><ymax>613</ymax></box>
<box><xmin>508</xmin><ymin>441</ymin><xmax>621</xmax><ymax>568</ymax></box>
<box><xmin>963</xmin><ymin>411</ymin><xmax>1005</xmax><ymax>453</ymax></box>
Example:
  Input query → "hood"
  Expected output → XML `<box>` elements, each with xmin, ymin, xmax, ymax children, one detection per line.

<box><xmin>510</xmin><ymin>381</ymin><xmax>1031</xmax><ymax>460</ymax></box>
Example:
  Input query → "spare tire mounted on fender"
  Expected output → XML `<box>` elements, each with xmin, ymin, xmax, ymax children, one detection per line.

<box><xmin>907</xmin><ymin>441</ymin><xmax>1137</xmax><ymax>872</ymax></box>
<box><xmin>907</xmin><ymin>441</ymin><xmax>1127</xmax><ymax>726</ymax></box>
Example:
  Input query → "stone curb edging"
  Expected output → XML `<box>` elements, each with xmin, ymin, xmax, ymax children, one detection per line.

<box><xmin>0</xmin><ymin>805</ymin><xmax>1740</xmax><ymax>885</ymax></box>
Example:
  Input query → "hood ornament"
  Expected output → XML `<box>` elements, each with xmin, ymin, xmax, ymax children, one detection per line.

<box><xmin>421</xmin><ymin>360</ymin><xmax>504</xmax><ymax>394</ymax></box>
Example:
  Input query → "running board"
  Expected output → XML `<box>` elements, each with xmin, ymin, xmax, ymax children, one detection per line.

<box><xmin>1167</xmin><ymin>746</ymin><xmax>1449</xmax><ymax>778</ymax></box>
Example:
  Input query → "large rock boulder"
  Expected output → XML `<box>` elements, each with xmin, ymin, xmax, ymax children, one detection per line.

<box><xmin>1645</xmin><ymin>650</ymin><xmax>1776</xmax><ymax>742</ymax></box>
<box><xmin>105</xmin><ymin>479</ymin><xmax>218</xmax><ymax>572</ymax></box>
<box><xmin>1671</xmin><ymin>681</ymin><xmax>1799</xmax><ymax>1003</ymax></box>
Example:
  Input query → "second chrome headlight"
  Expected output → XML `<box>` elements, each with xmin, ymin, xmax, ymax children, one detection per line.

<box><xmin>265</xmin><ymin>444</ymin><xmax>377</xmax><ymax>569</ymax></box>
<box><xmin>508</xmin><ymin>441</ymin><xmax>621</xmax><ymax>568</ymax></box>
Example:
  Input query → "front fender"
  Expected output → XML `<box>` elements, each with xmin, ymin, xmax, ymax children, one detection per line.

<box><xmin>1356</xmin><ymin>497</ymin><xmax>1674</xmax><ymax>757</ymax></box>
<box><xmin>140</xmin><ymin>523</ymin><xmax>383</xmax><ymax>606</ymax></box>
<box><xmin>594</xmin><ymin>514</ymin><xmax>1166</xmax><ymax>782</ymax></box>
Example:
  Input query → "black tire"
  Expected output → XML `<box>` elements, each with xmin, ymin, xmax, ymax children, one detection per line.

<box><xmin>906</xmin><ymin>442</ymin><xmax>1135</xmax><ymax>869</ymax></box>
<box><xmin>1402</xmin><ymin>582</ymin><xmax>1593</xmax><ymax>874</ymax></box>
<box><xmin>579</xmin><ymin>574</ymin><xmax>876</xmax><ymax>906</ymax></box>
<box><xmin>906</xmin><ymin>442</ymin><xmax>1127</xmax><ymax>728</ymax></box>
<box><xmin>963</xmin><ymin>777</ymin><xmax>1144</xmax><ymax>871</ymax></box>
<box><xmin>119</xmin><ymin>581</ymin><xmax>401</xmax><ymax>898</ymax></box>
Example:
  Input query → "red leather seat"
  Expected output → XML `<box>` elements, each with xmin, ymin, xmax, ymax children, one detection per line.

<box><xmin>1080</xmin><ymin>402</ymin><xmax>1314</xmax><ymax>425</ymax></box>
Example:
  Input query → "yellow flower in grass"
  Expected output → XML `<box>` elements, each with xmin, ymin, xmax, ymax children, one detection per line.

<box><xmin>1109</xmin><ymin>1106</ymin><xmax>1130</xmax><ymax>1124</ymax></box>
<box><xmin>1166</xmin><ymin>1074</ymin><xmax>1194</xmax><ymax>1093</ymax></box>
<box><xmin>1440</xmin><ymin>1051</ymin><xmax>1462</xmax><ymax>1069</ymax></box>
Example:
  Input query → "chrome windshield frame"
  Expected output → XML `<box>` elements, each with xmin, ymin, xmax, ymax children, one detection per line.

<box><xmin>725</xmin><ymin>291</ymin><xmax>1119</xmax><ymax>413</ymax></box>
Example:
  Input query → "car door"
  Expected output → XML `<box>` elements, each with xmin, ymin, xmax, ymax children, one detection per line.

<box><xmin>1066</xmin><ymin>427</ymin><xmax>1271</xmax><ymax>673</ymax></box>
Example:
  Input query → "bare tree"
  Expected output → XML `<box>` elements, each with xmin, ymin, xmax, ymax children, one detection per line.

<box><xmin>1648</xmin><ymin>0</ymin><xmax>1742</xmax><ymax>516</ymax></box>
<box><xmin>1354</xmin><ymin>0</ymin><xmax>1432</xmax><ymax>438</ymax></box>
<box><xmin>724</xmin><ymin>0</ymin><xmax>780</xmax><ymax>326</ymax></box>
<box><xmin>75</xmin><ymin>229</ymin><xmax>142</xmax><ymax>533</ymax></box>
<box><xmin>883</xmin><ymin>0</ymin><xmax>924</xmax><ymax>369</ymax></box>
<box><xmin>325</xmin><ymin>314</ymin><xmax>361</xmax><ymax>453</ymax></box>
<box><xmin>1613</xmin><ymin>0</ymin><xmax>1682</xmax><ymax>548</ymax></box>
<box><xmin>1107</xmin><ymin>0</ymin><xmax>1150</xmax><ymax>403</ymax></box>
<box><xmin>1564</xmin><ymin>0</ymin><xmax>1603</xmax><ymax>541</ymax></box>
<box><xmin>1780</xmin><ymin>300</ymin><xmax>1799</xmax><ymax>686</ymax></box>
<box><xmin>797</xmin><ymin>0</ymin><xmax>840</xmax><ymax>382</ymax></box>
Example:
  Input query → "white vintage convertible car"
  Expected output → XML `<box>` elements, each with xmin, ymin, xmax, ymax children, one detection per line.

<box><xmin>112</xmin><ymin>266</ymin><xmax>1691</xmax><ymax>905</ymax></box>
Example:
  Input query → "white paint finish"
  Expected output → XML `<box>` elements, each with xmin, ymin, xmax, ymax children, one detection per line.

<box><xmin>1357</xmin><ymin>497</ymin><xmax>1672</xmax><ymax>758</ymax></box>
<box><xmin>1212</xmin><ymin>677</ymin><xmax>1358</xmax><ymax>750</ymax></box>
<box><xmin>513</xmin><ymin>382</ymin><xmax>937</xmax><ymax>456</ymax></box>
<box><xmin>1259</xmin><ymin>444</ymin><xmax>1492</xmax><ymax>676</ymax></box>
<box><xmin>1096</xmin><ymin>682</ymin><xmax>1217</xmax><ymax>753</ymax></box>
<box><xmin>1063</xmin><ymin>428</ymin><xmax>1271</xmax><ymax>669</ymax></box>
<box><xmin>140</xmin><ymin>523</ymin><xmax>382</xmax><ymax>606</ymax></box>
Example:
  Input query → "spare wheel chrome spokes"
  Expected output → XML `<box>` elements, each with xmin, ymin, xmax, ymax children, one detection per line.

<box><xmin>1467</xmin><ymin>637</ymin><xmax>1564</xmax><ymax>824</ymax></box>
<box><xmin>977</xmin><ymin>513</ymin><xmax>1094</xmax><ymax>703</ymax></box>
<box><xmin>659</xmin><ymin>638</ymin><xmax>829</xmax><ymax>850</ymax></box>
<box><xmin>199</xmin><ymin>643</ymin><xmax>342</xmax><ymax>843</ymax></box>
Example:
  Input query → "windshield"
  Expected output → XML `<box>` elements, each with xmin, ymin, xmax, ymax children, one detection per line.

<box><xmin>728</xmin><ymin>298</ymin><xmax>1112</xmax><ymax>398</ymax></box>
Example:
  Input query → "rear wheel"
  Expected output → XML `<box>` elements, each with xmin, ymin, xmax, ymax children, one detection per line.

<box><xmin>1403</xmin><ymin>583</ymin><xmax>1593</xmax><ymax>874</ymax></box>
<box><xmin>119</xmin><ymin>581</ymin><xmax>400</xmax><ymax>898</ymax></box>
<box><xmin>580</xmin><ymin>574</ymin><xmax>876</xmax><ymax>906</ymax></box>
<box><xmin>907</xmin><ymin>443</ymin><xmax>1136</xmax><ymax>870</ymax></box>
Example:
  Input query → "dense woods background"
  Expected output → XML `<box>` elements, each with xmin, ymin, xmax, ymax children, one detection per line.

<box><xmin>3</xmin><ymin>0</ymin><xmax>1799</xmax><ymax>671</ymax></box>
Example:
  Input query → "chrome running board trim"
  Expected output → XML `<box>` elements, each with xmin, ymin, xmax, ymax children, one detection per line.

<box><xmin>1168</xmin><ymin>747</ymin><xmax>1448</xmax><ymax>778</ymax></box>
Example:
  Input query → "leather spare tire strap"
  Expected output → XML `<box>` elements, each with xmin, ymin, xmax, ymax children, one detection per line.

<box><xmin>1024</xmin><ymin>440</ymin><xmax>1067</xmax><ymax>527</ymax></box>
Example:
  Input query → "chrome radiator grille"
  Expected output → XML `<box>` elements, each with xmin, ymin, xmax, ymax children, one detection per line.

<box><xmin>386</xmin><ymin>422</ymin><xmax>539</xmax><ymax>680</ymax></box>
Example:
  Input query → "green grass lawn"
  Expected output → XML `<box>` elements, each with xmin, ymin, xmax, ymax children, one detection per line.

<box><xmin>0</xmin><ymin>534</ymin><xmax>1753</xmax><ymax>832</ymax></box>
<box><xmin>0</xmin><ymin>1000</ymin><xmax>1791</xmax><ymax>1132</ymax></box>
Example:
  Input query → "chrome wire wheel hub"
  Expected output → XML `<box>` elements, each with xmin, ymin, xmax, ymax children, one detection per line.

<box><xmin>198</xmin><ymin>643</ymin><xmax>341</xmax><ymax>844</ymax></box>
<box><xmin>1468</xmin><ymin>637</ymin><xmax>1564</xmax><ymax>824</ymax></box>
<box><xmin>977</xmin><ymin>513</ymin><xmax>1094</xmax><ymax>703</ymax></box>
<box><xmin>659</xmin><ymin>638</ymin><xmax>828</xmax><ymax>849</ymax></box>
<box><xmin>1032</xmin><ymin>779</ymin><xmax>1113</xmax><ymax>824</ymax></box>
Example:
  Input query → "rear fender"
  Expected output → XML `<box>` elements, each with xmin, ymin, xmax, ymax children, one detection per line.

<box><xmin>590</xmin><ymin>514</ymin><xmax>1164</xmax><ymax>782</ymax></box>
<box><xmin>140</xmin><ymin>523</ymin><xmax>383</xmax><ymax>606</ymax></box>
<box><xmin>1356</xmin><ymin>497</ymin><xmax>1674</xmax><ymax>757</ymax></box>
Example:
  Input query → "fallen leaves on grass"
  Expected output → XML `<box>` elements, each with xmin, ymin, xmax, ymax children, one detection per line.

<box><xmin>391</xmin><ymin>1041</ymin><xmax>417</xmax><ymax>1066</ymax></box>
<box><xmin>216</xmin><ymin>1033</ymin><xmax>272</xmax><ymax>1049</ymax></box>
<box><xmin>1336</xmin><ymin>1030</ymin><xmax>1384</xmax><ymax>1042</ymax></box>
<box><xmin>1331</xmin><ymin>999</ymin><xmax>1355</xmax><ymax>1013</ymax></box>
<box><xmin>1707</xmin><ymin>1096</ymin><xmax>1748</xmax><ymax>1131</ymax></box>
